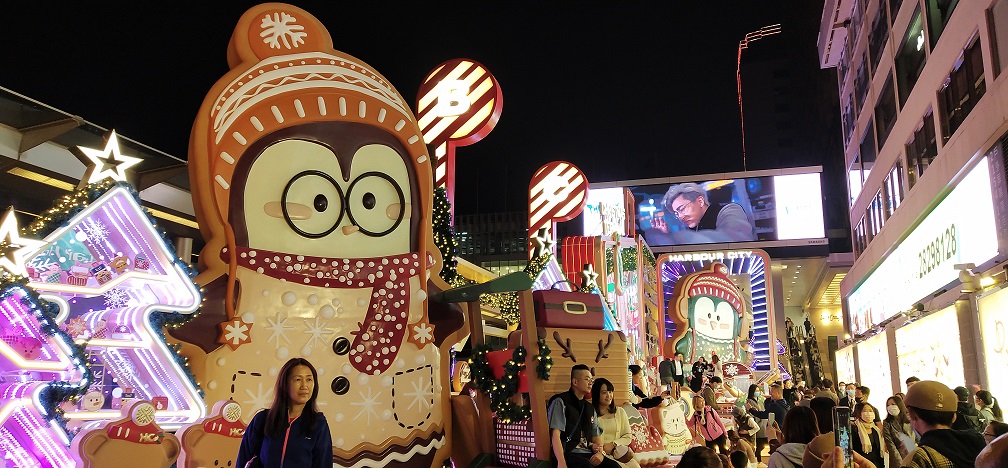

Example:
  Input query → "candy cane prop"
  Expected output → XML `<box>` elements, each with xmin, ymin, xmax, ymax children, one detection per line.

<box><xmin>416</xmin><ymin>58</ymin><xmax>503</xmax><ymax>212</ymax></box>
<box><xmin>528</xmin><ymin>161</ymin><xmax>588</xmax><ymax>258</ymax></box>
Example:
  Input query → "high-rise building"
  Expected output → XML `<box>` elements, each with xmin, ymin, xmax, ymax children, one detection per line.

<box><xmin>819</xmin><ymin>0</ymin><xmax>1008</xmax><ymax>395</ymax></box>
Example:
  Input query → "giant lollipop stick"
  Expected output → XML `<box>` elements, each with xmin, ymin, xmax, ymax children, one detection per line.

<box><xmin>416</xmin><ymin>59</ymin><xmax>503</xmax><ymax>213</ymax></box>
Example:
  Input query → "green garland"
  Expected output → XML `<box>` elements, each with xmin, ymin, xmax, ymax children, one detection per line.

<box><xmin>468</xmin><ymin>339</ymin><xmax>553</xmax><ymax>423</ymax></box>
<box><xmin>432</xmin><ymin>187</ymin><xmax>458</xmax><ymax>283</ymax></box>
<box><xmin>534</xmin><ymin>338</ymin><xmax>552</xmax><ymax>380</ymax></box>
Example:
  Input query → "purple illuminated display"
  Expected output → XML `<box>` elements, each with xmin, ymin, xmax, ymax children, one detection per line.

<box><xmin>659</xmin><ymin>251</ymin><xmax>776</xmax><ymax>372</ymax></box>
<box><xmin>0</xmin><ymin>285</ymin><xmax>89</xmax><ymax>467</ymax></box>
<box><xmin>22</xmin><ymin>186</ymin><xmax>204</xmax><ymax>433</ymax></box>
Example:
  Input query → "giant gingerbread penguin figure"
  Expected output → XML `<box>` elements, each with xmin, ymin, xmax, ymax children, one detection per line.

<box><xmin>178</xmin><ymin>3</ymin><xmax>465</xmax><ymax>467</ymax></box>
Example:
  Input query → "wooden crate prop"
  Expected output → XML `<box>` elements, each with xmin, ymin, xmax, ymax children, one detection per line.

<box><xmin>510</xmin><ymin>327</ymin><xmax>630</xmax><ymax>404</ymax></box>
<box><xmin>495</xmin><ymin>417</ymin><xmax>536</xmax><ymax>468</ymax></box>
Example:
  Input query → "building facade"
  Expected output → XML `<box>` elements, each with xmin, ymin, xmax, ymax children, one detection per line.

<box><xmin>819</xmin><ymin>0</ymin><xmax>1008</xmax><ymax>406</ymax></box>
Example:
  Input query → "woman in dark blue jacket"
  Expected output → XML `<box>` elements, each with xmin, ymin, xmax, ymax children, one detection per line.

<box><xmin>236</xmin><ymin>358</ymin><xmax>333</xmax><ymax>468</ymax></box>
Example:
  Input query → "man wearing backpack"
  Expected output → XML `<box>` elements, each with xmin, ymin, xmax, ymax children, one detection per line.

<box><xmin>951</xmin><ymin>386</ymin><xmax>985</xmax><ymax>433</ymax></box>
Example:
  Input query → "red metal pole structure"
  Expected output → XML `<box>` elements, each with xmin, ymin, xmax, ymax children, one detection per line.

<box><xmin>737</xmin><ymin>24</ymin><xmax>782</xmax><ymax>172</ymax></box>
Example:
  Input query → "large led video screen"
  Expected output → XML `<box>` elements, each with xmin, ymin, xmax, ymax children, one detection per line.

<box><xmin>628</xmin><ymin>171</ymin><xmax>825</xmax><ymax>248</ymax></box>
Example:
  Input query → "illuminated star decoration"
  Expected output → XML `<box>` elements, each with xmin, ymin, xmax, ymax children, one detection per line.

<box><xmin>0</xmin><ymin>207</ymin><xmax>46</xmax><ymax>277</ymax></box>
<box><xmin>530</xmin><ymin>227</ymin><xmax>555</xmax><ymax>258</ymax></box>
<box><xmin>579</xmin><ymin>263</ymin><xmax>599</xmax><ymax>292</ymax></box>
<box><xmin>73</xmin><ymin>131</ymin><xmax>143</xmax><ymax>188</ymax></box>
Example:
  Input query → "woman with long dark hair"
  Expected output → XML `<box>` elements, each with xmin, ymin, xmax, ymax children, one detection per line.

<box><xmin>236</xmin><ymin>358</ymin><xmax>333</xmax><ymax>468</ymax></box>
<box><xmin>592</xmin><ymin>378</ymin><xmax>641</xmax><ymax>468</ymax></box>
<box><xmin>883</xmin><ymin>395</ymin><xmax>914</xmax><ymax>468</ymax></box>
<box><xmin>850</xmin><ymin>401</ymin><xmax>886</xmax><ymax>468</ymax></box>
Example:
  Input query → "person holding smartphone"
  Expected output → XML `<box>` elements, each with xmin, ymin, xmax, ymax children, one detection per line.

<box><xmin>850</xmin><ymin>402</ymin><xmax>885</xmax><ymax>468</ymax></box>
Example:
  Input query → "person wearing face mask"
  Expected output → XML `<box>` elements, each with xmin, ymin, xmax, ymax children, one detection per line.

<box><xmin>851</xmin><ymin>402</ymin><xmax>886</xmax><ymax>468</ymax></box>
<box><xmin>883</xmin><ymin>395</ymin><xmax>915</xmax><ymax>468</ymax></box>
<box><xmin>902</xmin><ymin>380</ymin><xmax>985</xmax><ymax>468</ymax></box>
<box><xmin>747</xmin><ymin>384</ymin><xmax>768</xmax><ymax>462</ymax></box>
<box><xmin>839</xmin><ymin>383</ymin><xmax>858</xmax><ymax>409</ymax></box>
<box><xmin>855</xmin><ymin>386</ymin><xmax>883</xmax><ymax>427</ymax></box>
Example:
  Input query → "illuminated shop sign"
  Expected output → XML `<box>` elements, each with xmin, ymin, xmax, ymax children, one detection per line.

<box><xmin>978</xmin><ymin>288</ymin><xmax>1008</xmax><ymax>395</ymax></box>
<box><xmin>856</xmin><ymin>332</ymin><xmax>892</xmax><ymax>413</ymax></box>
<box><xmin>895</xmin><ymin>306</ymin><xmax>964</xmax><ymax>390</ymax></box>
<box><xmin>848</xmin><ymin>158</ymin><xmax>999</xmax><ymax>335</ymax></box>
<box><xmin>835</xmin><ymin>344</ymin><xmax>856</xmax><ymax>384</ymax></box>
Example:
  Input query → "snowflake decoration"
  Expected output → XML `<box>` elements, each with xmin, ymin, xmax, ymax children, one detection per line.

<box><xmin>259</xmin><ymin>12</ymin><xmax>307</xmax><ymax>50</ymax></box>
<box><xmin>264</xmin><ymin>311</ymin><xmax>295</xmax><ymax>346</ymax></box>
<box><xmin>402</xmin><ymin>373</ymin><xmax>434</xmax><ymax>413</ymax></box>
<box><xmin>351</xmin><ymin>386</ymin><xmax>382</xmax><ymax>425</ymax></box>
<box><xmin>243</xmin><ymin>382</ymin><xmax>272</xmax><ymax>413</ymax></box>
<box><xmin>218</xmin><ymin>318</ymin><xmax>252</xmax><ymax>350</ymax></box>
<box><xmin>63</xmin><ymin>317</ymin><xmax>88</xmax><ymax>338</ymax></box>
<box><xmin>724</xmin><ymin>364</ymin><xmax>739</xmax><ymax>378</ymax></box>
<box><xmin>103</xmin><ymin>287</ymin><xmax>131</xmax><ymax>309</ymax></box>
<box><xmin>631</xmin><ymin>425</ymin><xmax>648</xmax><ymax>445</ymax></box>
<box><xmin>81</xmin><ymin>220</ymin><xmax>109</xmax><ymax>243</ymax></box>
<box><xmin>303</xmin><ymin>317</ymin><xmax>333</xmax><ymax>350</ymax></box>
<box><xmin>406</xmin><ymin>317</ymin><xmax>435</xmax><ymax>349</ymax></box>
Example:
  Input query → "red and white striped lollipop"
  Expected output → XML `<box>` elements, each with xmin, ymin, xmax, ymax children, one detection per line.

<box><xmin>528</xmin><ymin>161</ymin><xmax>588</xmax><ymax>258</ymax></box>
<box><xmin>416</xmin><ymin>59</ymin><xmax>503</xmax><ymax>209</ymax></box>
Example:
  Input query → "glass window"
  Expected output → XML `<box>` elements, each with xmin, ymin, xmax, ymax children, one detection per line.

<box><xmin>895</xmin><ymin>7</ymin><xmax>926</xmax><ymax>106</ymax></box>
<box><xmin>890</xmin><ymin>0</ymin><xmax>904</xmax><ymax>19</ymax></box>
<box><xmin>905</xmin><ymin>110</ymin><xmax>938</xmax><ymax>187</ymax></box>
<box><xmin>855</xmin><ymin>55</ymin><xmax>870</xmax><ymax>114</ymax></box>
<box><xmin>992</xmin><ymin>0</ymin><xmax>1008</xmax><ymax>76</ymax></box>
<box><xmin>854</xmin><ymin>218</ymin><xmax>868</xmax><ymax>256</ymax></box>
<box><xmin>869</xmin><ymin>5</ymin><xmax>890</xmax><ymax>72</ymax></box>
<box><xmin>875</xmin><ymin>75</ymin><xmax>898</xmax><ymax>148</ymax></box>
<box><xmin>939</xmin><ymin>37</ymin><xmax>986</xmax><ymax>142</ymax></box>
<box><xmin>925</xmin><ymin>0</ymin><xmax>960</xmax><ymax>48</ymax></box>
<box><xmin>842</xmin><ymin>95</ymin><xmax>856</xmax><ymax>147</ymax></box>
<box><xmin>885</xmin><ymin>159</ymin><xmax>905</xmax><ymax>217</ymax></box>
<box><xmin>849</xmin><ymin>152</ymin><xmax>864</xmax><ymax>206</ymax></box>
<box><xmin>861</xmin><ymin>118</ymin><xmax>878</xmax><ymax>182</ymax></box>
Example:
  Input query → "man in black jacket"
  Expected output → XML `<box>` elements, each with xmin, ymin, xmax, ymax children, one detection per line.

<box><xmin>951</xmin><ymin>386</ymin><xmax>985</xmax><ymax>433</ymax></box>
<box><xmin>547</xmin><ymin>365</ymin><xmax>620</xmax><ymax>468</ymax></box>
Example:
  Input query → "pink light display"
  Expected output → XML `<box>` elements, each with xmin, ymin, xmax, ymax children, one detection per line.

<box><xmin>0</xmin><ymin>285</ymin><xmax>90</xmax><ymax>468</ymax></box>
<box><xmin>22</xmin><ymin>186</ymin><xmax>204</xmax><ymax>433</ymax></box>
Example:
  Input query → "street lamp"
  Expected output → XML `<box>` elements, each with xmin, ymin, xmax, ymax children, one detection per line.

<box><xmin>737</xmin><ymin>24</ymin><xmax>782</xmax><ymax>171</ymax></box>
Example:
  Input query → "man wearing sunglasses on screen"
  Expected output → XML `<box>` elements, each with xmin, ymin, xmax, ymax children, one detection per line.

<box><xmin>650</xmin><ymin>182</ymin><xmax>756</xmax><ymax>245</ymax></box>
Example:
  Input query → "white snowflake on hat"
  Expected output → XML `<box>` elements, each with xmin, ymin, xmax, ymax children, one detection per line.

<box><xmin>259</xmin><ymin>12</ymin><xmax>307</xmax><ymax>50</ymax></box>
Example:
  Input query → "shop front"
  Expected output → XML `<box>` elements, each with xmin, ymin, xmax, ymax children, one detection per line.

<box><xmin>844</xmin><ymin>145</ymin><xmax>1008</xmax><ymax>391</ymax></box>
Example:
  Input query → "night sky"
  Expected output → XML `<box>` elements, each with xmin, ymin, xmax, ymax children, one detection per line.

<box><xmin>3</xmin><ymin>1</ymin><xmax>838</xmax><ymax>216</ymax></box>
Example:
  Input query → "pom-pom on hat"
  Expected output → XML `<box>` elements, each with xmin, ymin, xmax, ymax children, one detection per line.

<box><xmin>904</xmin><ymin>380</ymin><xmax>958</xmax><ymax>412</ymax></box>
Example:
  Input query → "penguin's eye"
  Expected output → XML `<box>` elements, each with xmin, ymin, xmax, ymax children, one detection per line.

<box><xmin>347</xmin><ymin>171</ymin><xmax>404</xmax><ymax>237</ymax></box>
<box><xmin>281</xmin><ymin>170</ymin><xmax>345</xmax><ymax>238</ymax></box>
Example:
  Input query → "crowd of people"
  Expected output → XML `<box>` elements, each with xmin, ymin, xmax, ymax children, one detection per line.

<box><xmin>546</xmin><ymin>354</ymin><xmax>1007</xmax><ymax>468</ymax></box>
